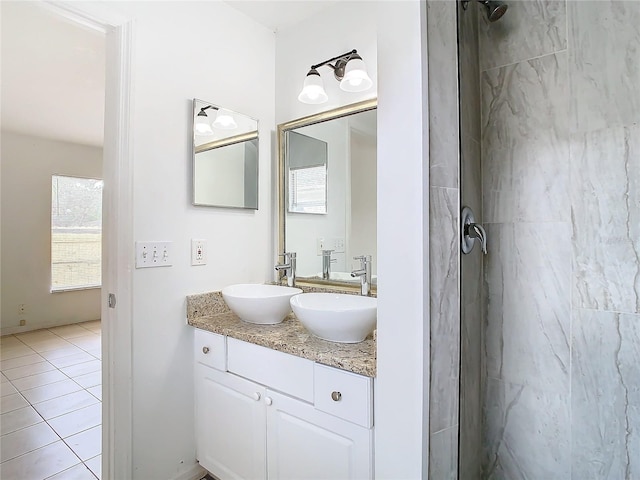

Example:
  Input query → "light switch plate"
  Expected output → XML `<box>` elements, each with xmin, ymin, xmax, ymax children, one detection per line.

<box><xmin>135</xmin><ymin>241</ymin><xmax>173</xmax><ymax>268</ymax></box>
<box><xmin>191</xmin><ymin>239</ymin><xmax>207</xmax><ymax>265</ymax></box>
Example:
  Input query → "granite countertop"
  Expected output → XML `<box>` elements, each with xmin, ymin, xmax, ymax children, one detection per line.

<box><xmin>186</xmin><ymin>291</ymin><xmax>376</xmax><ymax>378</ymax></box>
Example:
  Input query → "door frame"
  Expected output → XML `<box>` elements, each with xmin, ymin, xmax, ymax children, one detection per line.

<box><xmin>42</xmin><ymin>2</ymin><xmax>134</xmax><ymax>478</ymax></box>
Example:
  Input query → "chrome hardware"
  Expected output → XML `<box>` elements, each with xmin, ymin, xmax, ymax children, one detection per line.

<box><xmin>351</xmin><ymin>255</ymin><xmax>372</xmax><ymax>296</ymax></box>
<box><xmin>322</xmin><ymin>249</ymin><xmax>337</xmax><ymax>280</ymax></box>
<box><xmin>108</xmin><ymin>293</ymin><xmax>117</xmax><ymax>309</ymax></box>
<box><xmin>252</xmin><ymin>392</ymin><xmax>261</xmax><ymax>401</ymax></box>
<box><xmin>275</xmin><ymin>252</ymin><xmax>297</xmax><ymax>287</ymax></box>
<box><xmin>202</xmin><ymin>346</ymin><xmax>210</xmax><ymax>354</ymax></box>
<box><xmin>331</xmin><ymin>391</ymin><xmax>342</xmax><ymax>402</ymax></box>
<box><xmin>461</xmin><ymin>206</ymin><xmax>488</xmax><ymax>255</ymax></box>
<box><xmin>265</xmin><ymin>396</ymin><xmax>273</xmax><ymax>406</ymax></box>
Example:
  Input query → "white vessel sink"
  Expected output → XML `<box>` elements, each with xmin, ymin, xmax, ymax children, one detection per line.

<box><xmin>290</xmin><ymin>293</ymin><xmax>377</xmax><ymax>343</ymax></box>
<box><xmin>222</xmin><ymin>284</ymin><xmax>302</xmax><ymax>325</ymax></box>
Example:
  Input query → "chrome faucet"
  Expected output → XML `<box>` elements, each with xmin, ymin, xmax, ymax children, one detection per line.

<box><xmin>350</xmin><ymin>255</ymin><xmax>372</xmax><ymax>296</ymax></box>
<box><xmin>321</xmin><ymin>249</ymin><xmax>336</xmax><ymax>280</ymax></box>
<box><xmin>275</xmin><ymin>252</ymin><xmax>297</xmax><ymax>287</ymax></box>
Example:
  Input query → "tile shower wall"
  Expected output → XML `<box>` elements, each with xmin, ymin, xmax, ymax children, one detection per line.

<box><xmin>427</xmin><ymin>2</ymin><xmax>461</xmax><ymax>478</ymax></box>
<box><xmin>477</xmin><ymin>1</ymin><xmax>640</xmax><ymax>478</ymax></box>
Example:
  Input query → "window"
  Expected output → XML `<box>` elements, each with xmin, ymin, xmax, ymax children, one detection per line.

<box><xmin>286</xmin><ymin>131</ymin><xmax>328</xmax><ymax>214</ymax></box>
<box><xmin>288</xmin><ymin>165</ymin><xmax>327</xmax><ymax>213</ymax></box>
<box><xmin>51</xmin><ymin>175</ymin><xmax>103</xmax><ymax>292</ymax></box>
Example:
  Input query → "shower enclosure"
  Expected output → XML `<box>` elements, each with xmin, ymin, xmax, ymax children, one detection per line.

<box><xmin>428</xmin><ymin>1</ymin><xmax>639</xmax><ymax>478</ymax></box>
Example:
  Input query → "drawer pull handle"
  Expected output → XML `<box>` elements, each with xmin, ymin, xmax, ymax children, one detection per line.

<box><xmin>202</xmin><ymin>346</ymin><xmax>210</xmax><ymax>354</ymax></box>
<box><xmin>252</xmin><ymin>392</ymin><xmax>261</xmax><ymax>401</ymax></box>
<box><xmin>331</xmin><ymin>391</ymin><xmax>342</xmax><ymax>402</ymax></box>
<box><xmin>265</xmin><ymin>396</ymin><xmax>273</xmax><ymax>406</ymax></box>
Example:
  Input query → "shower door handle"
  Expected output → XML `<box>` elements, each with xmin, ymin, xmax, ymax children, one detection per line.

<box><xmin>461</xmin><ymin>206</ymin><xmax>488</xmax><ymax>255</ymax></box>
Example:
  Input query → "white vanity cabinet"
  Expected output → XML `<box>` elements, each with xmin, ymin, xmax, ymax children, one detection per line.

<box><xmin>194</xmin><ymin>329</ymin><xmax>374</xmax><ymax>480</ymax></box>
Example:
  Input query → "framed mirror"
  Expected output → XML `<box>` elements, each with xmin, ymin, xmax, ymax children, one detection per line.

<box><xmin>278</xmin><ymin>99</ymin><xmax>377</xmax><ymax>290</ymax></box>
<box><xmin>192</xmin><ymin>99</ymin><xmax>259</xmax><ymax>209</ymax></box>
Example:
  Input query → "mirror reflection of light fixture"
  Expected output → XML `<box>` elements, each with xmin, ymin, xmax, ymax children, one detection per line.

<box><xmin>298</xmin><ymin>49</ymin><xmax>373</xmax><ymax>104</ymax></box>
<box><xmin>194</xmin><ymin>105</ymin><xmax>238</xmax><ymax>135</ymax></box>
<box><xmin>212</xmin><ymin>108</ymin><xmax>238</xmax><ymax>130</ymax></box>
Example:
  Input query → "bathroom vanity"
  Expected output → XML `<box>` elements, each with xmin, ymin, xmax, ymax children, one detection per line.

<box><xmin>188</xmin><ymin>291</ymin><xmax>376</xmax><ymax>480</ymax></box>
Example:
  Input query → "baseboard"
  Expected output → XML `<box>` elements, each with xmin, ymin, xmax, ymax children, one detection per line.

<box><xmin>171</xmin><ymin>464</ymin><xmax>207</xmax><ymax>480</ymax></box>
<box><xmin>0</xmin><ymin>318</ymin><xmax>101</xmax><ymax>336</ymax></box>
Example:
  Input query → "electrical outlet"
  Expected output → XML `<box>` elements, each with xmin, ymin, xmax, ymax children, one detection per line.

<box><xmin>334</xmin><ymin>237</ymin><xmax>345</xmax><ymax>253</ymax></box>
<box><xmin>19</xmin><ymin>319</ymin><xmax>26</xmax><ymax>326</ymax></box>
<box><xmin>135</xmin><ymin>241</ymin><xmax>173</xmax><ymax>268</ymax></box>
<box><xmin>191</xmin><ymin>239</ymin><xmax>207</xmax><ymax>265</ymax></box>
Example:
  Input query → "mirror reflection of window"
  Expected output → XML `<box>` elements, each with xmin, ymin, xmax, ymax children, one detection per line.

<box><xmin>287</xmin><ymin>131</ymin><xmax>328</xmax><ymax>214</ymax></box>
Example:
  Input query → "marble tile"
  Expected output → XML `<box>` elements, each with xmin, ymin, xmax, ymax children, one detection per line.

<box><xmin>1</xmin><ymin>392</ymin><xmax>29</xmax><ymax>414</ymax></box>
<box><xmin>427</xmin><ymin>0</ymin><xmax>460</xmax><ymax>189</ymax></box>
<box><xmin>482</xmin><ymin>129</ymin><xmax>570</xmax><ymax>223</ymax></box>
<box><xmin>49</xmin><ymin>324</ymin><xmax>95</xmax><ymax>340</ymax></box>
<box><xmin>481</xmin><ymin>51</ymin><xmax>568</xmax><ymax>153</ymax></box>
<box><xmin>3</xmin><ymin>361</ymin><xmax>56</xmax><ymax>381</ymax></box>
<box><xmin>60</xmin><ymin>360</ymin><xmax>101</xmax><ymax>378</ymax></box>
<box><xmin>571</xmin><ymin>124</ymin><xmax>640</xmax><ymax>314</ymax></box>
<box><xmin>0</xmin><ymin>406</ymin><xmax>43</xmax><ymax>435</ymax></box>
<box><xmin>571</xmin><ymin>309</ymin><xmax>640</xmax><ymax>479</ymax></box>
<box><xmin>459</xmin><ymin>299</ymin><xmax>482</xmax><ymax>480</ymax></box>
<box><xmin>0</xmin><ymin>440</ymin><xmax>80</xmax><ymax>480</ymax></box>
<box><xmin>1</xmin><ymin>380</ymin><xmax>18</xmax><ymax>397</ymax></box>
<box><xmin>0</xmin><ymin>353</ymin><xmax>45</xmax><ymax>371</ymax></box>
<box><xmin>33</xmin><ymin>390</ymin><xmax>99</xmax><ymax>420</ymax></box>
<box><xmin>11</xmin><ymin>369</ymin><xmax>68</xmax><ymax>392</ymax></box>
<box><xmin>47</xmin><ymin>463</ymin><xmax>99</xmax><ymax>480</ymax></box>
<box><xmin>458</xmin><ymin>0</ymin><xmax>481</xmax><ymax>143</ymax></box>
<box><xmin>66</xmin><ymin>425</ymin><xmax>101</xmax><ymax>461</ymax></box>
<box><xmin>461</xmin><ymin>134</ymin><xmax>481</xmax><ymax>227</ymax></box>
<box><xmin>48</xmin><ymin>402</ymin><xmax>102</xmax><ymax>438</ymax></box>
<box><xmin>1</xmin><ymin>344</ymin><xmax>36</xmax><ymax>361</ymax></box>
<box><xmin>482</xmin><ymin>378</ymin><xmax>570</xmax><ymax>479</ymax></box>
<box><xmin>48</xmin><ymin>352</ymin><xmax>96</xmax><ymax>369</ymax></box>
<box><xmin>568</xmin><ymin>0</ymin><xmax>640</xmax><ymax>134</ymax></box>
<box><xmin>0</xmin><ymin>421</ymin><xmax>59</xmax><ymax>463</ymax></box>
<box><xmin>479</xmin><ymin>0</ymin><xmax>567</xmax><ymax>71</ymax></box>
<box><xmin>430</xmin><ymin>333</ymin><xmax>460</xmax><ymax>434</ymax></box>
<box><xmin>85</xmin><ymin>454</ymin><xmax>102</xmax><ymax>479</ymax></box>
<box><xmin>429</xmin><ymin>426</ymin><xmax>458</xmax><ymax>480</ymax></box>
<box><xmin>20</xmin><ymin>378</ymin><xmax>84</xmax><ymax>405</ymax></box>
<box><xmin>484</xmin><ymin>222</ymin><xmax>571</xmax><ymax>393</ymax></box>
<box><xmin>429</xmin><ymin>187</ymin><xmax>460</xmax><ymax>338</ymax></box>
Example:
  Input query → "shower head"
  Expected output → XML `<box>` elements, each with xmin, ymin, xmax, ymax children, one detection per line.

<box><xmin>478</xmin><ymin>0</ymin><xmax>508</xmax><ymax>22</ymax></box>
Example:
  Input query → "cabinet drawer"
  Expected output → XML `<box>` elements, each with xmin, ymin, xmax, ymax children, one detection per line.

<box><xmin>227</xmin><ymin>338</ymin><xmax>314</xmax><ymax>402</ymax></box>
<box><xmin>314</xmin><ymin>364</ymin><xmax>373</xmax><ymax>428</ymax></box>
<box><xmin>194</xmin><ymin>329</ymin><xmax>226</xmax><ymax>371</ymax></box>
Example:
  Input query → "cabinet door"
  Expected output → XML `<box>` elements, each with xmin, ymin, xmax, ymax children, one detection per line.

<box><xmin>195</xmin><ymin>364</ymin><xmax>267</xmax><ymax>480</ymax></box>
<box><xmin>266</xmin><ymin>390</ymin><xmax>373</xmax><ymax>480</ymax></box>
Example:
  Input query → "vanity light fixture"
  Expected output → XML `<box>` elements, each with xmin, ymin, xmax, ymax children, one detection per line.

<box><xmin>298</xmin><ymin>49</ymin><xmax>373</xmax><ymax>104</ymax></box>
<box><xmin>194</xmin><ymin>105</ymin><xmax>238</xmax><ymax>135</ymax></box>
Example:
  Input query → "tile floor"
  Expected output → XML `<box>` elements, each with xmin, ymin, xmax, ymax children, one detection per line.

<box><xmin>0</xmin><ymin>321</ymin><xmax>102</xmax><ymax>479</ymax></box>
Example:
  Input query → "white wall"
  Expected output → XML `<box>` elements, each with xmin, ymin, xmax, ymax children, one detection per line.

<box><xmin>0</xmin><ymin>131</ymin><xmax>102</xmax><ymax>334</ymax></box>
<box><xmin>277</xmin><ymin>1</ymin><xmax>429</xmax><ymax>477</ymax></box>
<box><xmin>89</xmin><ymin>2</ymin><xmax>276</xmax><ymax>478</ymax></box>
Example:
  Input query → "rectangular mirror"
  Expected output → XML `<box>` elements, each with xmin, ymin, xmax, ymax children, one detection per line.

<box><xmin>192</xmin><ymin>99</ymin><xmax>259</xmax><ymax>209</ymax></box>
<box><xmin>278</xmin><ymin>99</ymin><xmax>377</xmax><ymax>290</ymax></box>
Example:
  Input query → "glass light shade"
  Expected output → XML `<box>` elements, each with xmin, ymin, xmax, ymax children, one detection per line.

<box><xmin>194</xmin><ymin>114</ymin><xmax>214</xmax><ymax>135</ymax></box>
<box><xmin>212</xmin><ymin>109</ymin><xmax>238</xmax><ymax>130</ymax></box>
<box><xmin>298</xmin><ymin>71</ymin><xmax>328</xmax><ymax>104</ymax></box>
<box><xmin>340</xmin><ymin>58</ymin><xmax>373</xmax><ymax>92</ymax></box>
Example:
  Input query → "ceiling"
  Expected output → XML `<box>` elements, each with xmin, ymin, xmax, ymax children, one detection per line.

<box><xmin>1</xmin><ymin>2</ymin><xmax>106</xmax><ymax>147</ymax></box>
<box><xmin>0</xmin><ymin>1</ymin><xmax>335</xmax><ymax>148</ymax></box>
<box><xmin>222</xmin><ymin>1</ymin><xmax>338</xmax><ymax>32</ymax></box>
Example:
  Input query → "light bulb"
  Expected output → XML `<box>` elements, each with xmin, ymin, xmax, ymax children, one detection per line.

<box><xmin>298</xmin><ymin>69</ymin><xmax>328</xmax><ymax>104</ymax></box>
